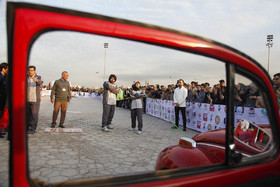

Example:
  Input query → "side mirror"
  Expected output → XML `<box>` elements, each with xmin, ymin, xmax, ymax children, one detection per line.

<box><xmin>234</xmin><ymin>120</ymin><xmax>271</xmax><ymax>152</ymax></box>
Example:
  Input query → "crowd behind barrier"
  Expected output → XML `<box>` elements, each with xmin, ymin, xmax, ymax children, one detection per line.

<box><xmin>42</xmin><ymin>77</ymin><xmax>275</xmax><ymax>110</ymax></box>
<box><xmin>40</xmin><ymin>77</ymin><xmax>274</xmax><ymax>133</ymax></box>
<box><xmin>41</xmin><ymin>89</ymin><xmax>269</xmax><ymax>133</ymax></box>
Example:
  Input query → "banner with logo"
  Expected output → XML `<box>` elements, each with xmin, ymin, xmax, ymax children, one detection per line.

<box><xmin>145</xmin><ymin>99</ymin><xmax>269</xmax><ymax>133</ymax></box>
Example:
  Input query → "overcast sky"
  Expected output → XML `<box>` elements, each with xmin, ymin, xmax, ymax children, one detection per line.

<box><xmin>0</xmin><ymin>0</ymin><xmax>279</xmax><ymax>88</ymax></box>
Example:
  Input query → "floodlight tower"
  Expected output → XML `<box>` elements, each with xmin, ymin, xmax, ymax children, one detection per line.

<box><xmin>266</xmin><ymin>35</ymin><xmax>273</xmax><ymax>75</ymax></box>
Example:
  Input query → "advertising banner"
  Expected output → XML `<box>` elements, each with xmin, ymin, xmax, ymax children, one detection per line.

<box><xmin>146</xmin><ymin>99</ymin><xmax>269</xmax><ymax>132</ymax></box>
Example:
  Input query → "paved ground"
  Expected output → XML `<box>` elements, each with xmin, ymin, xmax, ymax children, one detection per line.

<box><xmin>0</xmin><ymin>96</ymin><xmax>199</xmax><ymax>186</ymax></box>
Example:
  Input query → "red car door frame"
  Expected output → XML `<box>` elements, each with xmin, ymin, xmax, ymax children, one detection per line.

<box><xmin>7</xmin><ymin>2</ymin><xmax>280</xmax><ymax>187</ymax></box>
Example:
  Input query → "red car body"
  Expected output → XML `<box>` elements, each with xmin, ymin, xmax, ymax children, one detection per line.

<box><xmin>6</xmin><ymin>2</ymin><xmax>280</xmax><ymax>186</ymax></box>
<box><xmin>156</xmin><ymin>124</ymin><xmax>272</xmax><ymax>170</ymax></box>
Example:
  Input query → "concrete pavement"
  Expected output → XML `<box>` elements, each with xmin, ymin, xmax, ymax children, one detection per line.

<box><xmin>0</xmin><ymin>96</ymin><xmax>199</xmax><ymax>186</ymax></box>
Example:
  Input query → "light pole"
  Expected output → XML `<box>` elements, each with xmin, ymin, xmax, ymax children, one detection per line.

<box><xmin>266</xmin><ymin>35</ymin><xmax>273</xmax><ymax>75</ymax></box>
<box><xmin>104</xmin><ymin>43</ymin><xmax>108</xmax><ymax>82</ymax></box>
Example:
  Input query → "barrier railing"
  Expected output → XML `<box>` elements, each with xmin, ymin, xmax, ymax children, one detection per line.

<box><xmin>146</xmin><ymin>99</ymin><xmax>269</xmax><ymax>132</ymax></box>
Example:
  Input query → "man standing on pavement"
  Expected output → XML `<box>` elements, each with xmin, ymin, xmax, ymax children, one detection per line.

<box><xmin>27</xmin><ymin>66</ymin><xmax>43</xmax><ymax>134</ymax></box>
<box><xmin>101</xmin><ymin>74</ymin><xmax>119</xmax><ymax>132</ymax></box>
<box><xmin>173</xmin><ymin>79</ymin><xmax>188</xmax><ymax>131</ymax></box>
<box><xmin>129</xmin><ymin>81</ymin><xmax>145</xmax><ymax>135</ymax></box>
<box><xmin>50</xmin><ymin>71</ymin><xmax>71</xmax><ymax>128</ymax></box>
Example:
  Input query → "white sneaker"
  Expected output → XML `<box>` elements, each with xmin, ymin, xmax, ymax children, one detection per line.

<box><xmin>101</xmin><ymin>127</ymin><xmax>109</xmax><ymax>132</ymax></box>
<box><xmin>107</xmin><ymin>124</ymin><xmax>114</xmax><ymax>129</ymax></box>
<box><xmin>137</xmin><ymin>130</ymin><xmax>142</xmax><ymax>135</ymax></box>
<box><xmin>129</xmin><ymin>128</ymin><xmax>135</xmax><ymax>131</ymax></box>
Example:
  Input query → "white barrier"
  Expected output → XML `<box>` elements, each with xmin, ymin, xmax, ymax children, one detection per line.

<box><xmin>71</xmin><ymin>92</ymin><xmax>102</xmax><ymax>98</ymax></box>
<box><xmin>41</xmin><ymin>90</ymin><xmax>102</xmax><ymax>99</ymax></box>
<box><xmin>145</xmin><ymin>99</ymin><xmax>269</xmax><ymax>132</ymax></box>
<box><xmin>41</xmin><ymin>89</ymin><xmax>51</xmax><ymax>96</ymax></box>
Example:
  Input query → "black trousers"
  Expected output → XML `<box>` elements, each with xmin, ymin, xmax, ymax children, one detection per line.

<box><xmin>117</xmin><ymin>100</ymin><xmax>124</xmax><ymax>108</ymax></box>
<box><xmin>27</xmin><ymin>101</ymin><xmax>41</xmax><ymax>130</ymax></box>
<box><xmin>131</xmin><ymin>108</ymin><xmax>143</xmax><ymax>131</ymax></box>
<box><xmin>102</xmin><ymin>104</ymin><xmax>116</xmax><ymax>127</ymax></box>
<box><xmin>175</xmin><ymin>106</ymin><xmax>186</xmax><ymax>128</ymax></box>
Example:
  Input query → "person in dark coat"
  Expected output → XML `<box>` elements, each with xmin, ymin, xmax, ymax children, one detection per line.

<box><xmin>0</xmin><ymin>62</ymin><xmax>8</xmax><ymax>138</ymax></box>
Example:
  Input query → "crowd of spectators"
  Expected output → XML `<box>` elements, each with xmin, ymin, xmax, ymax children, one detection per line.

<box><xmin>45</xmin><ymin>73</ymin><xmax>280</xmax><ymax>110</ymax></box>
<box><xmin>114</xmin><ymin>79</ymin><xmax>265</xmax><ymax>110</ymax></box>
<box><xmin>114</xmin><ymin>75</ymin><xmax>280</xmax><ymax>110</ymax></box>
<box><xmin>71</xmin><ymin>86</ymin><xmax>103</xmax><ymax>96</ymax></box>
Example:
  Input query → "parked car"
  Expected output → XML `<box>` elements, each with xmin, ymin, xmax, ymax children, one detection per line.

<box><xmin>7</xmin><ymin>2</ymin><xmax>280</xmax><ymax>186</ymax></box>
<box><xmin>155</xmin><ymin>120</ymin><xmax>272</xmax><ymax>170</ymax></box>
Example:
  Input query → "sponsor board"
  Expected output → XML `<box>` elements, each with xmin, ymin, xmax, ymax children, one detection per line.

<box><xmin>146</xmin><ymin>99</ymin><xmax>269</xmax><ymax>133</ymax></box>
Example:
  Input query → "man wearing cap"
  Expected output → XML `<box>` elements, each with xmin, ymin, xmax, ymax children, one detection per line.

<box><xmin>101</xmin><ymin>74</ymin><xmax>119</xmax><ymax>132</ymax></box>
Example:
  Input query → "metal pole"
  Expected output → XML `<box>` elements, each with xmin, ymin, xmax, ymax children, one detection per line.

<box><xmin>104</xmin><ymin>48</ymin><xmax>106</xmax><ymax>82</ymax></box>
<box><xmin>103</xmin><ymin>43</ymin><xmax>108</xmax><ymax>82</ymax></box>
<box><xmin>266</xmin><ymin>35</ymin><xmax>273</xmax><ymax>76</ymax></box>
<box><xmin>268</xmin><ymin>46</ymin><xmax>270</xmax><ymax>75</ymax></box>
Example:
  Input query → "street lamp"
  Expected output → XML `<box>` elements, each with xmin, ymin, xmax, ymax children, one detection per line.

<box><xmin>104</xmin><ymin>43</ymin><xmax>108</xmax><ymax>82</ymax></box>
<box><xmin>266</xmin><ymin>35</ymin><xmax>273</xmax><ymax>75</ymax></box>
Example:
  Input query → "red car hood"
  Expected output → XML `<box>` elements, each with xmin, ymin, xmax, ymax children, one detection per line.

<box><xmin>193</xmin><ymin>129</ymin><xmax>226</xmax><ymax>145</ymax></box>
